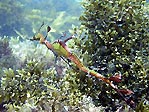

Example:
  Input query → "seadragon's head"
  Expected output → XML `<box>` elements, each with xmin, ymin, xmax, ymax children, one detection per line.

<box><xmin>31</xmin><ymin>33</ymin><xmax>45</xmax><ymax>43</ymax></box>
<box><xmin>30</xmin><ymin>22</ymin><xmax>51</xmax><ymax>43</ymax></box>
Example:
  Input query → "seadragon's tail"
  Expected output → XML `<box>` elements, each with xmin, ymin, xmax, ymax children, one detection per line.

<box><xmin>68</xmin><ymin>52</ymin><xmax>116</xmax><ymax>88</ymax></box>
<box><xmin>67</xmin><ymin>52</ymin><xmax>135</xmax><ymax>108</ymax></box>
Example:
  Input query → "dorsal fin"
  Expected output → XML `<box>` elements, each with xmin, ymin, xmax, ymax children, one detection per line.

<box><xmin>45</xmin><ymin>26</ymin><xmax>51</xmax><ymax>39</ymax></box>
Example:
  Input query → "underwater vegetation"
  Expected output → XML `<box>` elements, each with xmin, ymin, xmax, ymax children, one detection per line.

<box><xmin>0</xmin><ymin>0</ymin><xmax>149</xmax><ymax>112</ymax></box>
<box><xmin>0</xmin><ymin>37</ymin><xmax>18</xmax><ymax>76</ymax></box>
<box><xmin>77</xmin><ymin>0</ymin><xmax>149</xmax><ymax>111</ymax></box>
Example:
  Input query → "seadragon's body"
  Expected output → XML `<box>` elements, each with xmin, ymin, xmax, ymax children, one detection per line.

<box><xmin>35</xmin><ymin>33</ymin><xmax>113</xmax><ymax>87</ymax></box>
<box><xmin>30</xmin><ymin>26</ymin><xmax>135</xmax><ymax>108</ymax></box>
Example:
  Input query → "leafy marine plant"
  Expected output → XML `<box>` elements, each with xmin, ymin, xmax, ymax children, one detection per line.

<box><xmin>76</xmin><ymin>0</ymin><xmax>149</xmax><ymax>111</ymax></box>
<box><xmin>136</xmin><ymin>99</ymin><xmax>149</xmax><ymax>112</ymax></box>
<box><xmin>0</xmin><ymin>37</ymin><xmax>18</xmax><ymax>74</ymax></box>
<box><xmin>0</xmin><ymin>60</ymin><xmax>71</xmax><ymax>111</ymax></box>
<box><xmin>0</xmin><ymin>57</ymin><xmax>104</xmax><ymax>111</ymax></box>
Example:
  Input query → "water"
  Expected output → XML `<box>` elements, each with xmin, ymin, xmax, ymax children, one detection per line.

<box><xmin>0</xmin><ymin>0</ymin><xmax>82</xmax><ymax>38</ymax></box>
